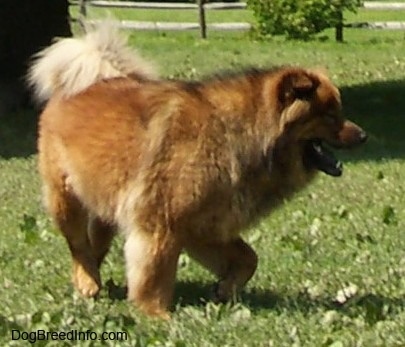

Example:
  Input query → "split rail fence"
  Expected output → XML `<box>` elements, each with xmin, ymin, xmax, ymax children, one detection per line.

<box><xmin>71</xmin><ymin>1</ymin><xmax>405</xmax><ymax>39</ymax></box>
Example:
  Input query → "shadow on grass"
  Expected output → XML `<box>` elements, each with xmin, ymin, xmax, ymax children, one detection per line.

<box><xmin>340</xmin><ymin>79</ymin><xmax>405</xmax><ymax>162</ymax></box>
<box><xmin>175</xmin><ymin>281</ymin><xmax>405</xmax><ymax>325</ymax></box>
<box><xmin>248</xmin><ymin>290</ymin><xmax>405</xmax><ymax>325</ymax></box>
<box><xmin>106</xmin><ymin>279</ymin><xmax>128</xmax><ymax>301</ymax></box>
<box><xmin>0</xmin><ymin>108</ymin><xmax>38</xmax><ymax>158</ymax></box>
<box><xmin>1</xmin><ymin>79</ymin><xmax>404</xmax><ymax>161</ymax></box>
<box><xmin>103</xmin><ymin>278</ymin><xmax>405</xmax><ymax>325</ymax></box>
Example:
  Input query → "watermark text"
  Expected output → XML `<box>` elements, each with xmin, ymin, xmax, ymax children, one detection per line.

<box><xmin>11</xmin><ymin>329</ymin><xmax>128</xmax><ymax>344</ymax></box>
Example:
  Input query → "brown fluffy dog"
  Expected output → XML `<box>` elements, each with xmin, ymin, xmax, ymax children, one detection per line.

<box><xmin>29</xmin><ymin>26</ymin><xmax>366</xmax><ymax>318</ymax></box>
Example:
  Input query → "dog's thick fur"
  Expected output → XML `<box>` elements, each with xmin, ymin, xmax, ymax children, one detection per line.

<box><xmin>30</xmin><ymin>25</ymin><xmax>366</xmax><ymax>318</ymax></box>
<box><xmin>28</xmin><ymin>23</ymin><xmax>157</xmax><ymax>103</ymax></box>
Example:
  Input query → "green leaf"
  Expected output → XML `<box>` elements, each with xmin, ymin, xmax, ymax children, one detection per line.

<box><xmin>19</xmin><ymin>214</ymin><xmax>40</xmax><ymax>244</ymax></box>
<box><xmin>382</xmin><ymin>206</ymin><xmax>397</xmax><ymax>225</ymax></box>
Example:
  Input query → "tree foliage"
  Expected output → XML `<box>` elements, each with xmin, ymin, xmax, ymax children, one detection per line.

<box><xmin>247</xmin><ymin>0</ymin><xmax>363</xmax><ymax>40</ymax></box>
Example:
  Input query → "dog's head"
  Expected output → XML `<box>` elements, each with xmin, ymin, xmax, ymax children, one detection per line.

<box><xmin>273</xmin><ymin>68</ymin><xmax>367</xmax><ymax>177</ymax></box>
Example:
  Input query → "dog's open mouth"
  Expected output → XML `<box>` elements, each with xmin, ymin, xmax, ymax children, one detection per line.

<box><xmin>304</xmin><ymin>139</ymin><xmax>343</xmax><ymax>177</ymax></box>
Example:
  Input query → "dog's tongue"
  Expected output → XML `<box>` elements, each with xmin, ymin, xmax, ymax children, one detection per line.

<box><xmin>306</xmin><ymin>140</ymin><xmax>343</xmax><ymax>177</ymax></box>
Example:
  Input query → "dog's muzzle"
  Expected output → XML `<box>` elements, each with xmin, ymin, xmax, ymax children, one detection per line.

<box><xmin>304</xmin><ymin>120</ymin><xmax>367</xmax><ymax>177</ymax></box>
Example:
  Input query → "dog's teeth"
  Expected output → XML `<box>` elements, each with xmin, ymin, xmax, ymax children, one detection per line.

<box><xmin>313</xmin><ymin>143</ymin><xmax>323</xmax><ymax>153</ymax></box>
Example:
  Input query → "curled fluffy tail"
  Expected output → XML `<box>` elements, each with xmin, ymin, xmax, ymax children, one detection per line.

<box><xmin>28</xmin><ymin>23</ymin><xmax>158</xmax><ymax>103</ymax></box>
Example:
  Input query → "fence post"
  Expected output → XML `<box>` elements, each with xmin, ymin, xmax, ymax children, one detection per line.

<box><xmin>79</xmin><ymin>0</ymin><xmax>87</xmax><ymax>17</ymax></box>
<box><xmin>77</xmin><ymin>0</ymin><xmax>87</xmax><ymax>30</ymax></box>
<box><xmin>197</xmin><ymin>0</ymin><xmax>207</xmax><ymax>39</ymax></box>
<box><xmin>335</xmin><ymin>9</ymin><xmax>343</xmax><ymax>42</ymax></box>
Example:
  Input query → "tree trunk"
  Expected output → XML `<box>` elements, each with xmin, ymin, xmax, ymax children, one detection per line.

<box><xmin>0</xmin><ymin>0</ymin><xmax>72</xmax><ymax>114</ymax></box>
<box><xmin>335</xmin><ymin>9</ymin><xmax>344</xmax><ymax>43</ymax></box>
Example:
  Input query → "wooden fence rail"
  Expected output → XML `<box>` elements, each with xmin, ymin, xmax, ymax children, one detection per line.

<box><xmin>76</xmin><ymin>1</ymin><xmax>247</xmax><ymax>10</ymax></box>
<box><xmin>75</xmin><ymin>0</ymin><xmax>250</xmax><ymax>38</ymax></box>
<box><xmin>364</xmin><ymin>2</ymin><xmax>405</xmax><ymax>10</ymax></box>
<box><xmin>71</xmin><ymin>1</ymin><xmax>405</xmax><ymax>39</ymax></box>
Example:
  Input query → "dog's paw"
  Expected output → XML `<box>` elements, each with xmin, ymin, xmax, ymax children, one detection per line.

<box><xmin>212</xmin><ymin>280</ymin><xmax>241</xmax><ymax>304</ymax></box>
<box><xmin>72</xmin><ymin>265</ymin><xmax>101</xmax><ymax>297</ymax></box>
<box><xmin>212</xmin><ymin>281</ymin><xmax>231</xmax><ymax>304</ymax></box>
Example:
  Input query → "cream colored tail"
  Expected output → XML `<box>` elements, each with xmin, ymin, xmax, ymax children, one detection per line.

<box><xmin>28</xmin><ymin>22</ymin><xmax>158</xmax><ymax>102</ymax></box>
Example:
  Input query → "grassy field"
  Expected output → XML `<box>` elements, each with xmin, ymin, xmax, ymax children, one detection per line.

<box><xmin>1</xmin><ymin>6</ymin><xmax>405</xmax><ymax>347</ymax></box>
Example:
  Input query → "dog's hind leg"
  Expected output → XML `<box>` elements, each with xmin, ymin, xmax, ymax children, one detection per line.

<box><xmin>43</xmin><ymin>177</ymin><xmax>101</xmax><ymax>298</ymax></box>
<box><xmin>124</xmin><ymin>226</ymin><xmax>182</xmax><ymax>319</ymax></box>
<box><xmin>88</xmin><ymin>216</ymin><xmax>116</xmax><ymax>268</ymax></box>
<box><xmin>185</xmin><ymin>238</ymin><xmax>258</xmax><ymax>302</ymax></box>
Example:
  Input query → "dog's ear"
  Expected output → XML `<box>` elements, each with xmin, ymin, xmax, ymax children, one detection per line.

<box><xmin>291</xmin><ymin>73</ymin><xmax>317</xmax><ymax>99</ymax></box>
<box><xmin>279</xmin><ymin>70</ymin><xmax>320</xmax><ymax>104</ymax></box>
<box><xmin>277</xmin><ymin>70</ymin><xmax>321</xmax><ymax>129</ymax></box>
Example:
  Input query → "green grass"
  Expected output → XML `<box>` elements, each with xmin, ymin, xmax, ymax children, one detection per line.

<box><xmin>347</xmin><ymin>9</ymin><xmax>405</xmax><ymax>22</ymax></box>
<box><xmin>2</xmin><ymin>7</ymin><xmax>405</xmax><ymax>347</ymax></box>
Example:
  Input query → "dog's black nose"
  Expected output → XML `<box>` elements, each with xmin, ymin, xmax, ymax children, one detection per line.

<box><xmin>359</xmin><ymin>131</ymin><xmax>368</xmax><ymax>143</ymax></box>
